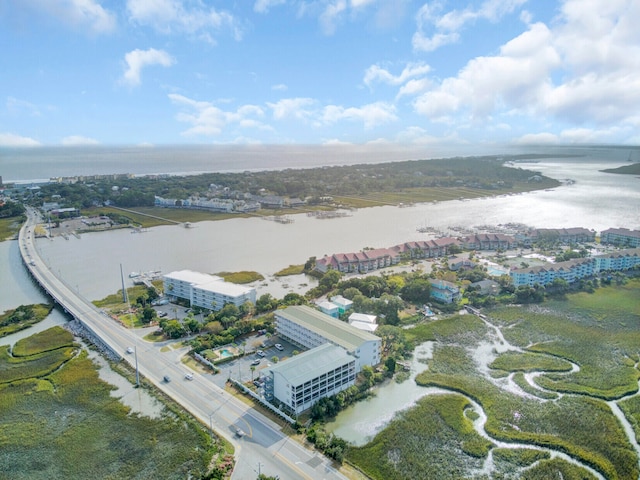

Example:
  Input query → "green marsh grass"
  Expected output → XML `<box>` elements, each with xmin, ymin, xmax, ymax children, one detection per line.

<box><xmin>414</xmin><ymin>324</ymin><xmax>639</xmax><ymax>479</ymax></box>
<box><xmin>215</xmin><ymin>271</ymin><xmax>264</xmax><ymax>284</ymax></box>
<box><xmin>347</xmin><ymin>394</ymin><xmax>493</xmax><ymax>480</ymax></box>
<box><xmin>0</xmin><ymin>304</ymin><xmax>53</xmax><ymax>338</ymax></box>
<box><xmin>490</xmin><ymin>351</ymin><xmax>574</xmax><ymax>373</ymax></box>
<box><xmin>274</xmin><ymin>264</ymin><xmax>305</xmax><ymax>276</ymax></box>
<box><xmin>0</xmin><ymin>327</ymin><xmax>216</xmax><ymax>479</ymax></box>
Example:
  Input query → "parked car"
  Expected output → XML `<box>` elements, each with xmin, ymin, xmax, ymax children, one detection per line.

<box><xmin>251</xmin><ymin>359</ymin><xmax>261</xmax><ymax>366</ymax></box>
<box><xmin>274</xmin><ymin>343</ymin><xmax>284</xmax><ymax>351</ymax></box>
<box><xmin>256</xmin><ymin>350</ymin><xmax>266</xmax><ymax>357</ymax></box>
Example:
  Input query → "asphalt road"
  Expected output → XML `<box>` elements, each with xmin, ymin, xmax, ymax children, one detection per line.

<box><xmin>18</xmin><ymin>207</ymin><xmax>348</xmax><ymax>480</ymax></box>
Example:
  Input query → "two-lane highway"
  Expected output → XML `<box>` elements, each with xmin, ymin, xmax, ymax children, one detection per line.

<box><xmin>18</xmin><ymin>208</ymin><xmax>348</xmax><ymax>480</ymax></box>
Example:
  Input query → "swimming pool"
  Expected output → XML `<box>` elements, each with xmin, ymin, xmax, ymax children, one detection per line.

<box><xmin>487</xmin><ymin>265</ymin><xmax>509</xmax><ymax>276</ymax></box>
<box><xmin>219</xmin><ymin>349</ymin><xmax>233</xmax><ymax>358</ymax></box>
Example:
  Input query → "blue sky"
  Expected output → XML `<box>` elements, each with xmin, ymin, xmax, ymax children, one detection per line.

<box><xmin>1</xmin><ymin>0</ymin><xmax>639</xmax><ymax>147</ymax></box>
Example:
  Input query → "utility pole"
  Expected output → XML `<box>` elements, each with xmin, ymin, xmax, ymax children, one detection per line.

<box><xmin>134</xmin><ymin>346</ymin><xmax>140</xmax><ymax>387</ymax></box>
<box><xmin>120</xmin><ymin>263</ymin><xmax>128</xmax><ymax>304</ymax></box>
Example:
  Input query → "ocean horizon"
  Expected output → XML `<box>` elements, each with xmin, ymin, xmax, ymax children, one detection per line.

<box><xmin>4</xmin><ymin>143</ymin><xmax>636</xmax><ymax>184</ymax></box>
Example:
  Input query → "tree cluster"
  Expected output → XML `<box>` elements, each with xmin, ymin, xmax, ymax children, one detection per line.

<box><xmin>28</xmin><ymin>156</ymin><xmax>556</xmax><ymax>210</ymax></box>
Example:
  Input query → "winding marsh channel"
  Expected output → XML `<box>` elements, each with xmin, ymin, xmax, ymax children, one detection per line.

<box><xmin>333</xmin><ymin>281</ymin><xmax>640</xmax><ymax>479</ymax></box>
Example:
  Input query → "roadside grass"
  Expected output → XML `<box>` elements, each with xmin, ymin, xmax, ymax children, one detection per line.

<box><xmin>347</xmin><ymin>394</ymin><xmax>493</xmax><ymax>480</ymax></box>
<box><xmin>215</xmin><ymin>271</ymin><xmax>264</xmax><ymax>284</ymax></box>
<box><xmin>274</xmin><ymin>264</ymin><xmax>305</xmax><ymax>276</ymax></box>
<box><xmin>144</xmin><ymin>330</ymin><xmax>166</xmax><ymax>342</ymax></box>
<box><xmin>0</xmin><ymin>326</ymin><xmax>217</xmax><ymax>479</ymax></box>
<box><xmin>0</xmin><ymin>215</ymin><xmax>24</xmax><ymax>240</ymax></box>
<box><xmin>93</xmin><ymin>284</ymin><xmax>150</xmax><ymax>310</ymax></box>
<box><xmin>0</xmin><ymin>304</ymin><xmax>53</xmax><ymax>338</ymax></box>
<box><xmin>415</xmin><ymin>345</ymin><xmax>638</xmax><ymax>479</ymax></box>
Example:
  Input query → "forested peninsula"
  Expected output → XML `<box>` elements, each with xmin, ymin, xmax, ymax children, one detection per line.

<box><xmin>34</xmin><ymin>155</ymin><xmax>560</xmax><ymax>212</ymax></box>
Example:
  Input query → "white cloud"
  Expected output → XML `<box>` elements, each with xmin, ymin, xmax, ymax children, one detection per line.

<box><xmin>514</xmin><ymin>132</ymin><xmax>559</xmax><ymax>145</ymax></box>
<box><xmin>321</xmin><ymin>101</ymin><xmax>397</xmax><ymax>129</ymax></box>
<box><xmin>351</xmin><ymin>0</ymin><xmax>377</xmax><ymax>8</ymax></box>
<box><xmin>24</xmin><ymin>0</ymin><xmax>116</xmax><ymax>34</ymax></box>
<box><xmin>61</xmin><ymin>135</ymin><xmax>100</xmax><ymax>146</ymax></box>
<box><xmin>168</xmin><ymin>94</ymin><xmax>266</xmax><ymax>136</ymax></box>
<box><xmin>6</xmin><ymin>97</ymin><xmax>42</xmax><ymax>117</ymax></box>
<box><xmin>319</xmin><ymin>0</ymin><xmax>347</xmax><ymax>35</ymax></box>
<box><xmin>0</xmin><ymin>133</ymin><xmax>41</xmax><ymax>147</ymax></box>
<box><xmin>396</xmin><ymin>78</ymin><xmax>431</xmax><ymax>98</ymax></box>
<box><xmin>121</xmin><ymin>48</ymin><xmax>175</xmax><ymax>87</ymax></box>
<box><xmin>127</xmin><ymin>0</ymin><xmax>243</xmax><ymax>41</ymax></box>
<box><xmin>413</xmin><ymin>22</ymin><xmax>560</xmax><ymax>120</ymax></box>
<box><xmin>271</xmin><ymin>83</ymin><xmax>288</xmax><ymax>91</ymax></box>
<box><xmin>267</xmin><ymin>98</ymin><xmax>317</xmax><ymax>121</ymax></box>
<box><xmin>254</xmin><ymin>0</ymin><xmax>286</xmax><ymax>14</ymax></box>
<box><xmin>413</xmin><ymin>0</ymin><xmax>526</xmax><ymax>52</ymax></box>
<box><xmin>363</xmin><ymin>62</ymin><xmax>431</xmax><ymax>88</ymax></box>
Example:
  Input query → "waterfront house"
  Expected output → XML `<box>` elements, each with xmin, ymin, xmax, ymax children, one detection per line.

<box><xmin>330</xmin><ymin>295</ymin><xmax>353</xmax><ymax>314</ymax></box>
<box><xmin>428</xmin><ymin>279</ymin><xmax>461</xmax><ymax>304</ymax></box>
<box><xmin>317</xmin><ymin>300</ymin><xmax>339</xmax><ymax>318</ymax></box>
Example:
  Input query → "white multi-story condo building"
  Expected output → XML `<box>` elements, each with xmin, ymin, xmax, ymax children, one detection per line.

<box><xmin>274</xmin><ymin>305</ymin><xmax>381</xmax><ymax>371</ymax></box>
<box><xmin>163</xmin><ymin>270</ymin><xmax>256</xmax><ymax>311</ymax></box>
<box><xmin>265</xmin><ymin>343</ymin><xmax>357</xmax><ymax>415</ymax></box>
<box><xmin>264</xmin><ymin>306</ymin><xmax>381</xmax><ymax>415</ymax></box>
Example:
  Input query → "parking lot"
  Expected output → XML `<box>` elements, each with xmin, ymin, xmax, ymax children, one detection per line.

<box><xmin>209</xmin><ymin>335</ymin><xmax>296</xmax><ymax>388</ymax></box>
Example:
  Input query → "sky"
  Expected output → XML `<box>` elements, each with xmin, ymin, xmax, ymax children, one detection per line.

<box><xmin>1</xmin><ymin>0</ymin><xmax>639</xmax><ymax>148</ymax></box>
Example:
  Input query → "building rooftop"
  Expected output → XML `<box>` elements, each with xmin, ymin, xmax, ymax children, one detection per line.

<box><xmin>276</xmin><ymin>305</ymin><xmax>380</xmax><ymax>352</ymax></box>
<box><xmin>267</xmin><ymin>343</ymin><xmax>354</xmax><ymax>385</ymax></box>
<box><xmin>164</xmin><ymin>270</ymin><xmax>222</xmax><ymax>285</ymax></box>
<box><xmin>348</xmin><ymin>312</ymin><xmax>376</xmax><ymax>324</ymax></box>
<box><xmin>602</xmin><ymin>228</ymin><xmax>640</xmax><ymax>238</ymax></box>
<box><xmin>194</xmin><ymin>279</ymin><xmax>254</xmax><ymax>296</ymax></box>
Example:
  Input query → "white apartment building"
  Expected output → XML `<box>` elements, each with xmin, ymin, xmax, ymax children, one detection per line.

<box><xmin>265</xmin><ymin>343</ymin><xmax>356</xmax><ymax>415</ymax></box>
<box><xmin>510</xmin><ymin>248</ymin><xmax>640</xmax><ymax>287</ymax></box>
<box><xmin>163</xmin><ymin>270</ymin><xmax>256</xmax><ymax>311</ymax></box>
<box><xmin>274</xmin><ymin>305</ymin><xmax>381</xmax><ymax>372</ymax></box>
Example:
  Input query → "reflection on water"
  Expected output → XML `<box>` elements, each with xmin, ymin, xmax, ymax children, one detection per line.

<box><xmin>325</xmin><ymin>342</ymin><xmax>434</xmax><ymax>446</ymax></box>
